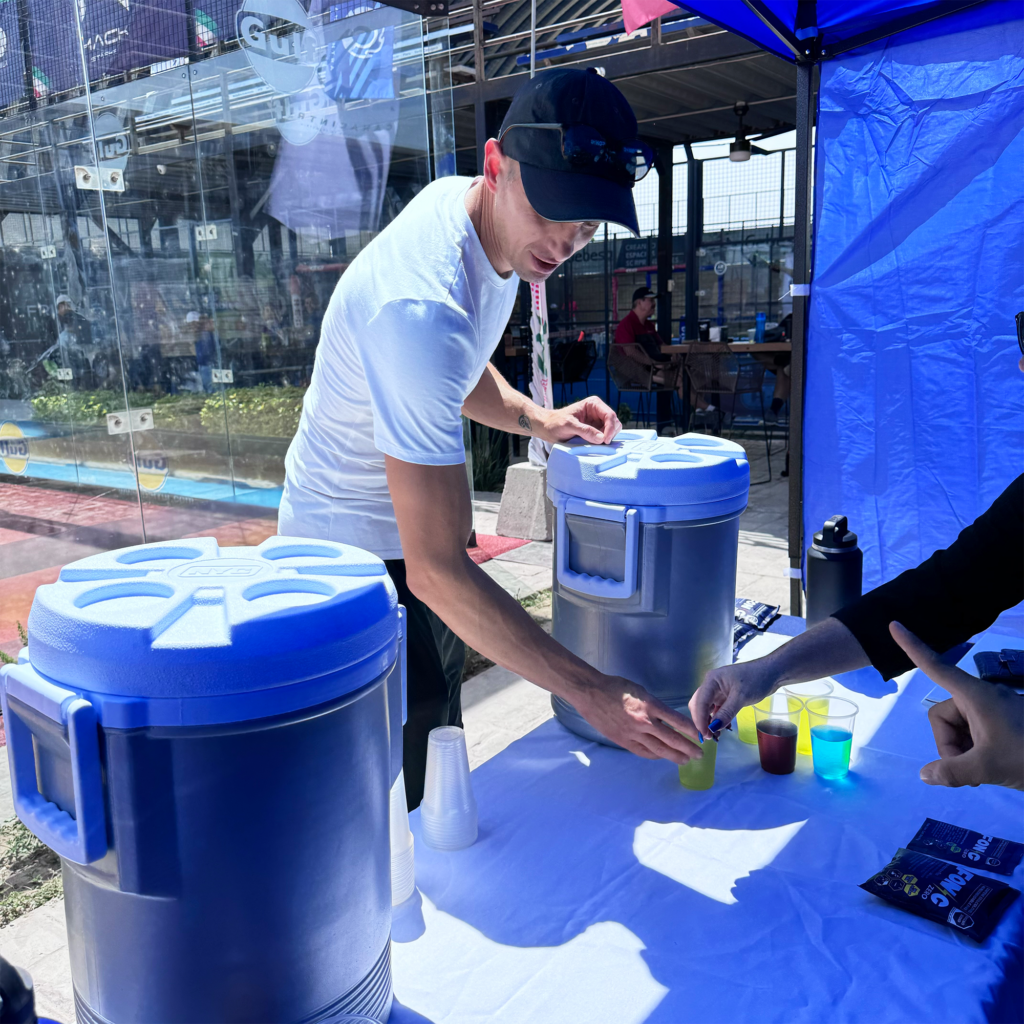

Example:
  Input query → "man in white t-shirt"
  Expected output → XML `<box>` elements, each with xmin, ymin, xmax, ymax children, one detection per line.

<box><xmin>281</xmin><ymin>68</ymin><xmax>703</xmax><ymax>807</ymax></box>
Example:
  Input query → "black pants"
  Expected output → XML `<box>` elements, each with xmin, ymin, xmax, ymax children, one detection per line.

<box><xmin>385</xmin><ymin>560</ymin><xmax>466</xmax><ymax>811</ymax></box>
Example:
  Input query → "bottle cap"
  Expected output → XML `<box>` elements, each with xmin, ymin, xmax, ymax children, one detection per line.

<box><xmin>814</xmin><ymin>515</ymin><xmax>858</xmax><ymax>550</ymax></box>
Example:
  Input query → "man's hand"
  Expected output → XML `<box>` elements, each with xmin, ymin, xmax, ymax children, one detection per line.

<box><xmin>570</xmin><ymin>675</ymin><xmax>704</xmax><ymax>763</ymax></box>
<box><xmin>890</xmin><ymin>622</ymin><xmax>1024</xmax><ymax>790</ymax></box>
<box><xmin>688</xmin><ymin>658</ymin><xmax>778</xmax><ymax>739</ymax></box>
<box><xmin>386</xmin><ymin>456</ymin><xmax>697</xmax><ymax>768</ymax></box>
<box><xmin>535</xmin><ymin>396</ymin><xmax>621</xmax><ymax>446</ymax></box>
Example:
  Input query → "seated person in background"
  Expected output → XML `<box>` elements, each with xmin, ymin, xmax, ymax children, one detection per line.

<box><xmin>761</xmin><ymin>312</ymin><xmax>791</xmax><ymax>420</ymax></box>
<box><xmin>614</xmin><ymin>286</ymin><xmax>714</xmax><ymax>413</ymax></box>
<box><xmin>689</xmin><ymin>472</ymin><xmax>1024</xmax><ymax>790</ymax></box>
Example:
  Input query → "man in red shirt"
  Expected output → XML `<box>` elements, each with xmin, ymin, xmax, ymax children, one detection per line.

<box><xmin>614</xmin><ymin>286</ymin><xmax>668</xmax><ymax>359</ymax></box>
<box><xmin>613</xmin><ymin>286</ymin><xmax>714</xmax><ymax>412</ymax></box>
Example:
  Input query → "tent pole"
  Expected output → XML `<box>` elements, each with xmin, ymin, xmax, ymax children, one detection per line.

<box><xmin>788</xmin><ymin>60</ymin><xmax>814</xmax><ymax>617</ymax></box>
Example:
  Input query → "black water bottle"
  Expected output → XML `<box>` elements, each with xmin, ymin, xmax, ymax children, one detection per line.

<box><xmin>805</xmin><ymin>515</ymin><xmax>863</xmax><ymax>627</ymax></box>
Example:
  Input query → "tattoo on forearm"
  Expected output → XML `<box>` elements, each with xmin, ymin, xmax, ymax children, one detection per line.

<box><xmin>518</xmin><ymin>413</ymin><xmax>531</xmax><ymax>432</ymax></box>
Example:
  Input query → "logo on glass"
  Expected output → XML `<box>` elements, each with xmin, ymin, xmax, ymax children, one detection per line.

<box><xmin>238</xmin><ymin>0</ymin><xmax>323</xmax><ymax>96</ymax></box>
<box><xmin>135</xmin><ymin>451</ymin><xmax>168</xmax><ymax>492</ymax></box>
<box><xmin>0</xmin><ymin>422</ymin><xmax>29</xmax><ymax>475</ymax></box>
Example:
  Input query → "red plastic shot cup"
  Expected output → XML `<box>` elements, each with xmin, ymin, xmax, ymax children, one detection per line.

<box><xmin>754</xmin><ymin>698</ymin><xmax>801</xmax><ymax>775</ymax></box>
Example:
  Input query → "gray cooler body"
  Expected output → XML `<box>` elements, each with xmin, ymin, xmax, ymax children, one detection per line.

<box><xmin>547</xmin><ymin>431</ymin><xmax>750</xmax><ymax>746</ymax></box>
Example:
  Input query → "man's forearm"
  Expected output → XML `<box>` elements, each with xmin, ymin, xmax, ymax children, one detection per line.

<box><xmin>407</xmin><ymin>552</ymin><xmax>599</xmax><ymax>701</ymax></box>
<box><xmin>462</xmin><ymin>363</ymin><xmax>543</xmax><ymax>436</ymax></box>
<box><xmin>763</xmin><ymin>617</ymin><xmax>871</xmax><ymax>690</ymax></box>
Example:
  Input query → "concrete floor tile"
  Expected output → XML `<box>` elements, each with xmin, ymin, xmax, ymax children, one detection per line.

<box><xmin>0</xmin><ymin>900</ymin><xmax>74</xmax><ymax>1022</ymax></box>
<box><xmin>492</xmin><ymin>541</ymin><xmax>553</xmax><ymax>568</ymax></box>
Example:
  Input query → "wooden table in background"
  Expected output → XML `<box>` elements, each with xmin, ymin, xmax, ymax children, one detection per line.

<box><xmin>660</xmin><ymin>341</ymin><xmax>793</xmax><ymax>355</ymax></box>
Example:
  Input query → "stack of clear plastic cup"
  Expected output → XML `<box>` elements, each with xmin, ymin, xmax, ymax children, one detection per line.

<box><xmin>390</xmin><ymin>769</ymin><xmax>415</xmax><ymax>906</ymax></box>
<box><xmin>420</xmin><ymin>726</ymin><xmax>478</xmax><ymax>851</ymax></box>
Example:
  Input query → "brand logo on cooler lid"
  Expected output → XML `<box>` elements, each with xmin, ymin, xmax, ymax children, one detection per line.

<box><xmin>170</xmin><ymin>558</ymin><xmax>268</xmax><ymax>579</ymax></box>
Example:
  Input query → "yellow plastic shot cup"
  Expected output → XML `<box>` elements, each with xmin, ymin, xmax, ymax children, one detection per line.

<box><xmin>736</xmin><ymin>697</ymin><xmax>772</xmax><ymax>745</ymax></box>
<box><xmin>678</xmin><ymin>735</ymin><xmax>717</xmax><ymax>790</ymax></box>
<box><xmin>782</xmin><ymin>681</ymin><xmax>834</xmax><ymax>756</ymax></box>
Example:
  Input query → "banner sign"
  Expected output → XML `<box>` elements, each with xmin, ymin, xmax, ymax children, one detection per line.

<box><xmin>528</xmin><ymin>280</ymin><xmax>551</xmax><ymax>466</ymax></box>
<box><xmin>194</xmin><ymin>0</ymin><xmax>242</xmax><ymax>47</ymax></box>
<box><xmin>28</xmin><ymin>0</ymin><xmax>188</xmax><ymax>96</ymax></box>
<box><xmin>323</xmin><ymin>1</ymin><xmax>395</xmax><ymax>102</ymax></box>
<box><xmin>0</xmin><ymin>0</ymin><xmax>24</xmax><ymax>109</ymax></box>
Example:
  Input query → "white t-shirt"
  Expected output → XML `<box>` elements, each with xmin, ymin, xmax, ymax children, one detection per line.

<box><xmin>280</xmin><ymin>176</ymin><xmax>519</xmax><ymax>559</ymax></box>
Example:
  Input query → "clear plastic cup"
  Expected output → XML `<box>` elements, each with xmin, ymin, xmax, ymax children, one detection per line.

<box><xmin>420</xmin><ymin>726</ymin><xmax>478</xmax><ymax>851</ymax></box>
<box><xmin>754</xmin><ymin>696</ymin><xmax>801</xmax><ymax>775</ymax></box>
<box><xmin>678</xmin><ymin>734</ymin><xmax>717</xmax><ymax>790</ymax></box>
<box><xmin>807</xmin><ymin>696</ymin><xmax>858</xmax><ymax>780</ymax></box>
<box><xmin>390</xmin><ymin>769</ymin><xmax>415</xmax><ymax>906</ymax></box>
<box><xmin>781</xmin><ymin>680</ymin><xmax>834</xmax><ymax>756</ymax></box>
<box><xmin>735</xmin><ymin>697</ymin><xmax>772</xmax><ymax>745</ymax></box>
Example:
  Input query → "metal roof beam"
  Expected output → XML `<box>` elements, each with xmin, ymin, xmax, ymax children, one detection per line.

<box><xmin>452</xmin><ymin>29</ymin><xmax>761</xmax><ymax>106</ymax></box>
<box><xmin>740</xmin><ymin>0</ymin><xmax>803</xmax><ymax>58</ymax></box>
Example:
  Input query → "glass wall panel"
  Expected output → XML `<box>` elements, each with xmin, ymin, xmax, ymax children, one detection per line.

<box><xmin>0</xmin><ymin>37</ymin><xmax>147</xmax><ymax>654</ymax></box>
<box><xmin>0</xmin><ymin>0</ymin><xmax>442</xmax><ymax>657</ymax></box>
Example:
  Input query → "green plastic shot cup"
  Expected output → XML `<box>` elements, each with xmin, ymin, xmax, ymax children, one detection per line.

<box><xmin>678</xmin><ymin>735</ymin><xmax>717</xmax><ymax>790</ymax></box>
<box><xmin>781</xmin><ymin>680</ymin><xmax>834</xmax><ymax>756</ymax></box>
<box><xmin>735</xmin><ymin>697</ymin><xmax>772</xmax><ymax>745</ymax></box>
<box><xmin>808</xmin><ymin>696</ymin><xmax>858</xmax><ymax>780</ymax></box>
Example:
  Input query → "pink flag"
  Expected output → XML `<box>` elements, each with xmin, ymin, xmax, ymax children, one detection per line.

<box><xmin>621</xmin><ymin>0</ymin><xmax>680</xmax><ymax>34</ymax></box>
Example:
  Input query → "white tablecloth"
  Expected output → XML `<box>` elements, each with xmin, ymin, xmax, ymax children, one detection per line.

<box><xmin>389</xmin><ymin>629</ymin><xmax>1024</xmax><ymax>1024</ymax></box>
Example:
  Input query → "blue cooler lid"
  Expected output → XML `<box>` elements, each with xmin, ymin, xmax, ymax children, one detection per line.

<box><xmin>547</xmin><ymin>430</ymin><xmax>749</xmax><ymax>520</ymax></box>
<box><xmin>19</xmin><ymin>536</ymin><xmax>398</xmax><ymax>727</ymax></box>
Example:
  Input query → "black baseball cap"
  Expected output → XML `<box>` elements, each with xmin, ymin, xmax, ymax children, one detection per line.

<box><xmin>632</xmin><ymin>286</ymin><xmax>662</xmax><ymax>303</ymax></box>
<box><xmin>498</xmin><ymin>68</ymin><xmax>645</xmax><ymax>236</ymax></box>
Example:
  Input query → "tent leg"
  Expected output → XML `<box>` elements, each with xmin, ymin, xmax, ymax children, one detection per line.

<box><xmin>788</xmin><ymin>60</ymin><xmax>815</xmax><ymax>617</ymax></box>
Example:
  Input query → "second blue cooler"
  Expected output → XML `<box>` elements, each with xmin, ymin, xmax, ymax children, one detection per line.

<box><xmin>547</xmin><ymin>430</ymin><xmax>750</xmax><ymax>744</ymax></box>
<box><xmin>0</xmin><ymin>536</ymin><xmax>405</xmax><ymax>1023</ymax></box>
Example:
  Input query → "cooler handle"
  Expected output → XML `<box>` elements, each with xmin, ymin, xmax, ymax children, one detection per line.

<box><xmin>556</xmin><ymin>500</ymin><xmax>639</xmax><ymax>599</ymax></box>
<box><xmin>1</xmin><ymin>669</ymin><xmax>107</xmax><ymax>865</ymax></box>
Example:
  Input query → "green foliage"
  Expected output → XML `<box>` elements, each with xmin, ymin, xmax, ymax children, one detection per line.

<box><xmin>470</xmin><ymin>425</ymin><xmax>510</xmax><ymax>493</ymax></box>
<box><xmin>0</xmin><ymin>819</ymin><xmax>63</xmax><ymax>927</ymax></box>
<box><xmin>617</xmin><ymin>402</ymin><xmax>633</xmax><ymax>426</ymax></box>
<box><xmin>519</xmin><ymin>588</ymin><xmax>551</xmax><ymax>610</ymax></box>
<box><xmin>200</xmin><ymin>385</ymin><xmax>306</xmax><ymax>438</ymax></box>
<box><xmin>0</xmin><ymin>650</ymin><xmax>14</xmax><ymax>665</ymax></box>
<box><xmin>151</xmin><ymin>392</ymin><xmax>209</xmax><ymax>431</ymax></box>
<box><xmin>17</xmin><ymin>621</ymin><xmax>28</xmax><ymax>647</ymax></box>
<box><xmin>30</xmin><ymin>385</ymin><xmax>308</xmax><ymax>437</ymax></box>
<box><xmin>30</xmin><ymin>386</ymin><xmax>121</xmax><ymax>425</ymax></box>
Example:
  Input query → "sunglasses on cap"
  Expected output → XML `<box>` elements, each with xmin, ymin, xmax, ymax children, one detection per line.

<box><xmin>497</xmin><ymin>122</ymin><xmax>654</xmax><ymax>185</ymax></box>
<box><xmin>1017</xmin><ymin>311</ymin><xmax>1024</xmax><ymax>355</ymax></box>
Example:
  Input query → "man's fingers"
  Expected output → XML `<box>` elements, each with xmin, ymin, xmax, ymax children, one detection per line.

<box><xmin>568</xmin><ymin>416</ymin><xmax>605</xmax><ymax>443</ymax></box>
<box><xmin>647</xmin><ymin>716</ymin><xmax>704</xmax><ymax>761</ymax></box>
<box><xmin>646</xmin><ymin>698</ymin><xmax>701</xmax><ymax>744</ymax></box>
<box><xmin>920</xmin><ymin>751</ymin><xmax>982</xmax><ymax>788</ymax></box>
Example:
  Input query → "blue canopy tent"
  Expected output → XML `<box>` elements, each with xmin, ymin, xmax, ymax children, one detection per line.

<box><xmin>666</xmin><ymin>0</ymin><xmax>1024</xmax><ymax>618</ymax></box>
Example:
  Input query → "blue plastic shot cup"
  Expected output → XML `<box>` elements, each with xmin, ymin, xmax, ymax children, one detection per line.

<box><xmin>807</xmin><ymin>697</ymin><xmax>858</xmax><ymax>780</ymax></box>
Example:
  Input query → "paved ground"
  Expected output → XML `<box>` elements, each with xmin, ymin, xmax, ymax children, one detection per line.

<box><xmin>0</xmin><ymin>436</ymin><xmax>790</xmax><ymax>1016</ymax></box>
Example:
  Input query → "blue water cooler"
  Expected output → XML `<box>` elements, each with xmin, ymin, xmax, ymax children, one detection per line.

<box><xmin>0</xmin><ymin>536</ymin><xmax>406</xmax><ymax>1023</ymax></box>
<box><xmin>547</xmin><ymin>430</ymin><xmax>750</xmax><ymax>744</ymax></box>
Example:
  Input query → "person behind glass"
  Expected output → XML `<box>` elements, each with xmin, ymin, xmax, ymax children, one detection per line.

<box><xmin>280</xmin><ymin>68</ymin><xmax>704</xmax><ymax>809</ymax></box>
<box><xmin>186</xmin><ymin>310</ymin><xmax>218</xmax><ymax>393</ymax></box>
<box><xmin>614</xmin><ymin>286</ymin><xmax>715</xmax><ymax>413</ymax></box>
<box><xmin>689</xmin><ymin>319</ymin><xmax>1024</xmax><ymax>791</ymax></box>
